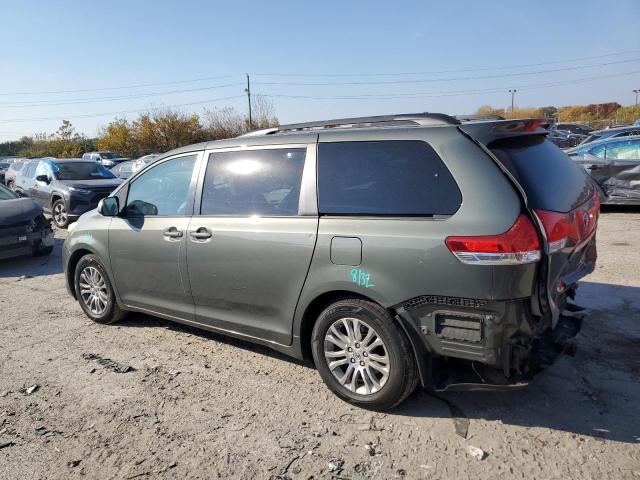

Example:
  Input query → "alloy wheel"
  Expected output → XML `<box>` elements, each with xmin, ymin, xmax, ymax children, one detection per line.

<box><xmin>323</xmin><ymin>317</ymin><xmax>390</xmax><ymax>395</ymax></box>
<box><xmin>53</xmin><ymin>202</ymin><xmax>67</xmax><ymax>226</ymax></box>
<box><xmin>79</xmin><ymin>266</ymin><xmax>108</xmax><ymax>315</ymax></box>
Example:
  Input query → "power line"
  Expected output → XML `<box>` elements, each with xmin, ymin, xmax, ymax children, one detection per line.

<box><xmin>0</xmin><ymin>82</ymin><xmax>245</xmax><ymax>108</ymax></box>
<box><xmin>1</xmin><ymin>49</ymin><xmax>638</xmax><ymax>97</ymax></box>
<box><xmin>251</xmin><ymin>49</ymin><xmax>640</xmax><ymax>77</ymax></box>
<box><xmin>0</xmin><ymin>95</ymin><xmax>245</xmax><ymax>123</ymax></box>
<box><xmin>255</xmin><ymin>69</ymin><xmax>640</xmax><ymax>100</ymax></box>
<box><xmin>0</xmin><ymin>75</ymin><xmax>240</xmax><ymax>97</ymax></box>
<box><xmin>253</xmin><ymin>57</ymin><xmax>640</xmax><ymax>86</ymax></box>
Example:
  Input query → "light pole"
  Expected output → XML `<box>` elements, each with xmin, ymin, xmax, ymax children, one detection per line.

<box><xmin>634</xmin><ymin>89</ymin><xmax>640</xmax><ymax>106</ymax></box>
<box><xmin>509</xmin><ymin>89</ymin><xmax>517</xmax><ymax>115</ymax></box>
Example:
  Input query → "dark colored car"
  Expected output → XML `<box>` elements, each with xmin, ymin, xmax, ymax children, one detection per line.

<box><xmin>0</xmin><ymin>183</ymin><xmax>54</xmax><ymax>260</ymax></box>
<box><xmin>547</xmin><ymin>129</ymin><xmax>581</xmax><ymax>148</ymax></box>
<box><xmin>579</xmin><ymin>124</ymin><xmax>640</xmax><ymax>146</ymax></box>
<box><xmin>13</xmin><ymin>158</ymin><xmax>122</xmax><ymax>228</ymax></box>
<box><xmin>554</xmin><ymin>123</ymin><xmax>593</xmax><ymax>136</ymax></box>
<box><xmin>568</xmin><ymin>136</ymin><xmax>640</xmax><ymax>204</ymax></box>
<box><xmin>63</xmin><ymin>114</ymin><xmax>599</xmax><ymax>410</ymax></box>
<box><xmin>0</xmin><ymin>160</ymin><xmax>13</xmax><ymax>184</ymax></box>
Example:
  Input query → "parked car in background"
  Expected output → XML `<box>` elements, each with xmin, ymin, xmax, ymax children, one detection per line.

<box><xmin>0</xmin><ymin>183</ymin><xmax>54</xmax><ymax>259</ymax></box>
<box><xmin>111</xmin><ymin>154</ymin><xmax>161</xmax><ymax>179</ymax></box>
<box><xmin>578</xmin><ymin>124</ymin><xmax>640</xmax><ymax>146</ymax></box>
<box><xmin>4</xmin><ymin>158</ymin><xmax>30</xmax><ymax>190</ymax></box>
<box><xmin>554</xmin><ymin>123</ymin><xmax>593</xmax><ymax>136</ymax></box>
<box><xmin>13</xmin><ymin>158</ymin><xmax>122</xmax><ymax>228</ymax></box>
<box><xmin>109</xmin><ymin>160</ymin><xmax>137</xmax><ymax>179</ymax></box>
<box><xmin>64</xmin><ymin>114</ymin><xmax>599</xmax><ymax>410</ymax></box>
<box><xmin>548</xmin><ymin>129</ymin><xmax>583</xmax><ymax>148</ymax></box>
<box><xmin>82</xmin><ymin>151</ymin><xmax>130</xmax><ymax>168</ymax></box>
<box><xmin>568</xmin><ymin>136</ymin><xmax>640</xmax><ymax>205</ymax></box>
<box><xmin>0</xmin><ymin>160</ymin><xmax>13</xmax><ymax>184</ymax></box>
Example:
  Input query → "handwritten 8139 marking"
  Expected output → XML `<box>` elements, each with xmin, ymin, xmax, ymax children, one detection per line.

<box><xmin>350</xmin><ymin>268</ymin><xmax>375</xmax><ymax>288</ymax></box>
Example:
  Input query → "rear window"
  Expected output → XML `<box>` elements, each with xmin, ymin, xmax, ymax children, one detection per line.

<box><xmin>490</xmin><ymin>135</ymin><xmax>593</xmax><ymax>213</ymax></box>
<box><xmin>318</xmin><ymin>140</ymin><xmax>461</xmax><ymax>216</ymax></box>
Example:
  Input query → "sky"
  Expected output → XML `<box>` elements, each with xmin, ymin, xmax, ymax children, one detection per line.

<box><xmin>0</xmin><ymin>0</ymin><xmax>639</xmax><ymax>141</ymax></box>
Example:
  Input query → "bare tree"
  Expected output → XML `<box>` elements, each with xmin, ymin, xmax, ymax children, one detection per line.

<box><xmin>203</xmin><ymin>107</ymin><xmax>245</xmax><ymax>140</ymax></box>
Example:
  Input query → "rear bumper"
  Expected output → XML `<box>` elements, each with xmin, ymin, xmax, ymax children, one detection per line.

<box><xmin>395</xmin><ymin>293</ymin><xmax>585</xmax><ymax>392</ymax></box>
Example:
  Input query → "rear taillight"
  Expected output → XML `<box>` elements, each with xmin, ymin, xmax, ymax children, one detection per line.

<box><xmin>445</xmin><ymin>215</ymin><xmax>541</xmax><ymax>265</ymax></box>
<box><xmin>534</xmin><ymin>195</ymin><xmax>599</xmax><ymax>253</ymax></box>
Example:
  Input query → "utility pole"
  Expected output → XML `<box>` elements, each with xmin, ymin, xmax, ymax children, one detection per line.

<box><xmin>634</xmin><ymin>89</ymin><xmax>640</xmax><ymax>106</ymax></box>
<box><xmin>509</xmin><ymin>89</ymin><xmax>517</xmax><ymax>115</ymax></box>
<box><xmin>245</xmin><ymin>74</ymin><xmax>253</xmax><ymax>130</ymax></box>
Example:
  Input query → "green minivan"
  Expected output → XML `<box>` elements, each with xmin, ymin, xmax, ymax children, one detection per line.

<box><xmin>63</xmin><ymin>113</ymin><xmax>599</xmax><ymax>410</ymax></box>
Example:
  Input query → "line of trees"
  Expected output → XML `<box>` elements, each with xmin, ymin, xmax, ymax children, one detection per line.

<box><xmin>475</xmin><ymin>102</ymin><xmax>640</xmax><ymax>127</ymax></box>
<box><xmin>0</xmin><ymin>96</ymin><xmax>278</xmax><ymax>158</ymax></box>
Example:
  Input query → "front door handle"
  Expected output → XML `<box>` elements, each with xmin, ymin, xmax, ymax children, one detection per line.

<box><xmin>162</xmin><ymin>227</ymin><xmax>183</xmax><ymax>239</ymax></box>
<box><xmin>190</xmin><ymin>227</ymin><xmax>212</xmax><ymax>240</ymax></box>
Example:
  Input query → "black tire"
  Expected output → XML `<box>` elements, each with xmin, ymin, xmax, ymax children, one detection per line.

<box><xmin>311</xmin><ymin>298</ymin><xmax>418</xmax><ymax>411</ymax></box>
<box><xmin>51</xmin><ymin>199</ymin><xmax>70</xmax><ymax>228</ymax></box>
<box><xmin>74</xmin><ymin>254</ymin><xmax>126</xmax><ymax>324</ymax></box>
<box><xmin>33</xmin><ymin>245</ymin><xmax>53</xmax><ymax>257</ymax></box>
<box><xmin>7</xmin><ymin>181</ymin><xmax>15</xmax><ymax>191</ymax></box>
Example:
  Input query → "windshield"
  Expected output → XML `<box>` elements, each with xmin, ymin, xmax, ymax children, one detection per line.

<box><xmin>0</xmin><ymin>162</ymin><xmax>10</xmax><ymax>169</ymax></box>
<box><xmin>53</xmin><ymin>162</ymin><xmax>116</xmax><ymax>180</ymax></box>
<box><xmin>99</xmin><ymin>152</ymin><xmax>121</xmax><ymax>159</ymax></box>
<box><xmin>0</xmin><ymin>183</ymin><xmax>19</xmax><ymax>200</ymax></box>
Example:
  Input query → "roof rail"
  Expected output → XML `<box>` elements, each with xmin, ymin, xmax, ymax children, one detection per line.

<box><xmin>239</xmin><ymin>112</ymin><xmax>460</xmax><ymax>137</ymax></box>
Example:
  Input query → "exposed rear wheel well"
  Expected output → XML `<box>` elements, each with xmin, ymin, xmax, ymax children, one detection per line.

<box><xmin>67</xmin><ymin>249</ymin><xmax>93</xmax><ymax>299</ymax></box>
<box><xmin>299</xmin><ymin>290</ymin><xmax>375</xmax><ymax>364</ymax></box>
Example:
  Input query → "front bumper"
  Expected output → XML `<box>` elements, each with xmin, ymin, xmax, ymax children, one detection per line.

<box><xmin>0</xmin><ymin>223</ymin><xmax>54</xmax><ymax>260</ymax></box>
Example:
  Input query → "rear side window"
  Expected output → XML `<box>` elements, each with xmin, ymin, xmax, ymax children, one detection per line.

<box><xmin>201</xmin><ymin>148</ymin><xmax>306</xmax><ymax>216</ymax></box>
<box><xmin>317</xmin><ymin>140</ymin><xmax>461</xmax><ymax>216</ymax></box>
<box><xmin>490</xmin><ymin>135</ymin><xmax>593</xmax><ymax>213</ymax></box>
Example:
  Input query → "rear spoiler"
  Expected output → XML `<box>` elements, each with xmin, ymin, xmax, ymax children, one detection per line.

<box><xmin>458</xmin><ymin>119</ymin><xmax>550</xmax><ymax>145</ymax></box>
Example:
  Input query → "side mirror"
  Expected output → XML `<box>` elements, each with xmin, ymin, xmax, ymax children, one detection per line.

<box><xmin>36</xmin><ymin>174</ymin><xmax>50</xmax><ymax>183</ymax></box>
<box><xmin>99</xmin><ymin>197</ymin><xmax>119</xmax><ymax>216</ymax></box>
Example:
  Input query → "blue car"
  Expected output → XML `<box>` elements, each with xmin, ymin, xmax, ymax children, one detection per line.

<box><xmin>567</xmin><ymin>136</ymin><xmax>640</xmax><ymax>205</ymax></box>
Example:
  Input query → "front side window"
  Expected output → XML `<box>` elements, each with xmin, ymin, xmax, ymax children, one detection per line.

<box><xmin>125</xmin><ymin>154</ymin><xmax>196</xmax><ymax>216</ymax></box>
<box><xmin>200</xmin><ymin>148</ymin><xmax>306</xmax><ymax>216</ymax></box>
<box><xmin>318</xmin><ymin>140</ymin><xmax>461</xmax><ymax>216</ymax></box>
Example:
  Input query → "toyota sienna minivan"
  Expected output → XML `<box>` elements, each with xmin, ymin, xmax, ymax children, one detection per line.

<box><xmin>63</xmin><ymin>113</ymin><xmax>599</xmax><ymax>410</ymax></box>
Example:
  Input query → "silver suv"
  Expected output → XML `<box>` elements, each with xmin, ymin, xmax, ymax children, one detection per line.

<box><xmin>63</xmin><ymin>114</ymin><xmax>600</xmax><ymax>410</ymax></box>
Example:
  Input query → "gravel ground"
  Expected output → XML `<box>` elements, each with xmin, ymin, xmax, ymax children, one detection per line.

<box><xmin>1</xmin><ymin>209</ymin><xmax>639</xmax><ymax>479</ymax></box>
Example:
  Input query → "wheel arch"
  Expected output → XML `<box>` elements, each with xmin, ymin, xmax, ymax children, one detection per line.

<box><xmin>297</xmin><ymin>289</ymin><xmax>432</xmax><ymax>388</ymax></box>
<box><xmin>66</xmin><ymin>247</ymin><xmax>98</xmax><ymax>300</ymax></box>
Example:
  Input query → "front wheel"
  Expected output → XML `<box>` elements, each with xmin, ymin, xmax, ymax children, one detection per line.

<box><xmin>311</xmin><ymin>298</ymin><xmax>419</xmax><ymax>411</ymax></box>
<box><xmin>74</xmin><ymin>254</ymin><xmax>126</xmax><ymax>324</ymax></box>
<box><xmin>52</xmin><ymin>199</ymin><xmax>71</xmax><ymax>228</ymax></box>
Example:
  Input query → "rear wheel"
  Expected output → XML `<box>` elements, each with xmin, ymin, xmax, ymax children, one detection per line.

<box><xmin>311</xmin><ymin>298</ymin><xmax>418</xmax><ymax>410</ymax></box>
<box><xmin>74</xmin><ymin>254</ymin><xmax>126</xmax><ymax>324</ymax></box>
<box><xmin>52</xmin><ymin>199</ymin><xmax>69</xmax><ymax>228</ymax></box>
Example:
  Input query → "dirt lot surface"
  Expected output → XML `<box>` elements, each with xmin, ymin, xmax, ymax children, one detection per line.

<box><xmin>1</xmin><ymin>209</ymin><xmax>639</xmax><ymax>479</ymax></box>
